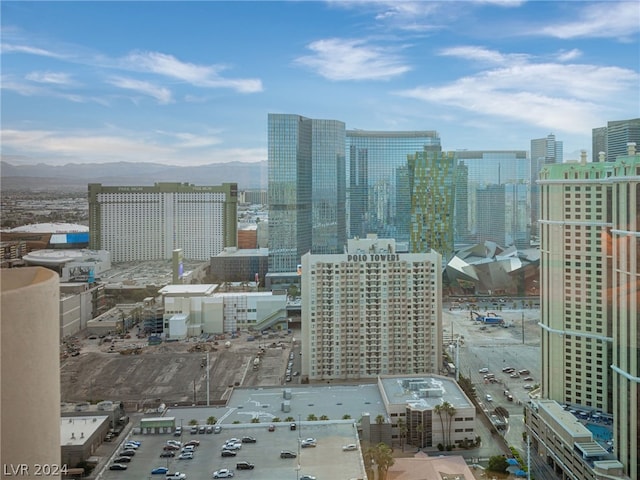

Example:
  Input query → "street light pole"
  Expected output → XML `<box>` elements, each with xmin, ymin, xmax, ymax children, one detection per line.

<box><xmin>522</xmin><ymin>312</ymin><xmax>525</xmax><ymax>344</ymax></box>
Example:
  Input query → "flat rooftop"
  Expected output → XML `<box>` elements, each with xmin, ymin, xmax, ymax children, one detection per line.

<box><xmin>159</xmin><ymin>284</ymin><xmax>217</xmax><ymax>296</ymax></box>
<box><xmin>164</xmin><ymin>383</ymin><xmax>387</xmax><ymax>426</ymax></box>
<box><xmin>379</xmin><ymin>375</ymin><xmax>473</xmax><ymax>409</ymax></box>
<box><xmin>60</xmin><ymin>415</ymin><xmax>109</xmax><ymax>446</ymax></box>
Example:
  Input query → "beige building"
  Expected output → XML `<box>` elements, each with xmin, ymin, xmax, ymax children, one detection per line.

<box><xmin>301</xmin><ymin>235</ymin><xmax>442</xmax><ymax>381</ymax></box>
<box><xmin>532</xmin><ymin>147</ymin><xmax>639</xmax><ymax>479</ymax></box>
<box><xmin>1</xmin><ymin>267</ymin><xmax>61</xmax><ymax>477</ymax></box>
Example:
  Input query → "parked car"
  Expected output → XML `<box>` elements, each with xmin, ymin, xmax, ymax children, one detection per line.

<box><xmin>301</xmin><ymin>440</ymin><xmax>316</xmax><ymax>448</ymax></box>
<box><xmin>342</xmin><ymin>444</ymin><xmax>358</xmax><ymax>451</ymax></box>
<box><xmin>206</xmin><ymin>426</ymin><xmax>213</xmax><ymax>434</ymax></box>
<box><xmin>178</xmin><ymin>452</ymin><xmax>194</xmax><ymax>460</ymax></box>
<box><xmin>510</xmin><ymin>373</ymin><xmax>520</xmax><ymax>378</ymax></box>
<box><xmin>151</xmin><ymin>467</ymin><xmax>169</xmax><ymax>475</ymax></box>
<box><xmin>184</xmin><ymin>440</ymin><xmax>200</xmax><ymax>447</ymax></box>
<box><xmin>300</xmin><ymin>476</ymin><xmax>316</xmax><ymax>480</ymax></box>
<box><xmin>221</xmin><ymin>450</ymin><xmax>237</xmax><ymax>457</ymax></box>
<box><xmin>289</xmin><ymin>423</ymin><xmax>297</xmax><ymax>431</ymax></box>
<box><xmin>524</xmin><ymin>384</ymin><xmax>535</xmax><ymax>390</ymax></box>
<box><xmin>114</xmin><ymin>457</ymin><xmax>132</xmax><ymax>463</ymax></box>
<box><xmin>167</xmin><ymin>440</ymin><xmax>182</xmax><ymax>447</ymax></box>
<box><xmin>124</xmin><ymin>442</ymin><xmax>139</xmax><ymax>449</ymax></box>
<box><xmin>478</xmin><ymin>367</ymin><xmax>489</xmax><ymax>373</ymax></box>
<box><xmin>119</xmin><ymin>450</ymin><xmax>136</xmax><ymax>457</ymax></box>
<box><xmin>198</xmin><ymin>426</ymin><xmax>206</xmax><ymax>434</ymax></box>
<box><xmin>280</xmin><ymin>450</ymin><xmax>297</xmax><ymax>458</ymax></box>
<box><xmin>164</xmin><ymin>445</ymin><xmax>180</xmax><ymax>451</ymax></box>
<box><xmin>173</xmin><ymin>427</ymin><xmax>182</xmax><ymax>437</ymax></box>
<box><xmin>241</xmin><ymin>436</ymin><xmax>257</xmax><ymax>443</ymax></box>
<box><xmin>268</xmin><ymin>424</ymin><xmax>275</xmax><ymax>432</ymax></box>
<box><xmin>165</xmin><ymin>473</ymin><xmax>187</xmax><ymax>480</ymax></box>
<box><xmin>523</xmin><ymin>376</ymin><xmax>534</xmax><ymax>382</ymax></box>
<box><xmin>221</xmin><ymin>442</ymin><xmax>241</xmax><ymax>451</ymax></box>
<box><xmin>160</xmin><ymin>451</ymin><xmax>176</xmax><ymax>458</ymax></box>
<box><xmin>519</xmin><ymin>369</ymin><xmax>530</xmax><ymax>375</ymax></box>
<box><xmin>214</xmin><ymin>425</ymin><xmax>222</xmax><ymax>434</ymax></box>
<box><xmin>213</xmin><ymin>469</ymin><xmax>234</xmax><ymax>479</ymax></box>
<box><xmin>502</xmin><ymin>367</ymin><xmax>515</xmax><ymax>373</ymax></box>
<box><xmin>485</xmin><ymin>394</ymin><xmax>493</xmax><ymax>402</ymax></box>
<box><xmin>109</xmin><ymin>464</ymin><xmax>128</xmax><ymax>471</ymax></box>
<box><xmin>235</xmin><ymin>462</ymin><xmax>254</xmax><ymax>470</ymax></box>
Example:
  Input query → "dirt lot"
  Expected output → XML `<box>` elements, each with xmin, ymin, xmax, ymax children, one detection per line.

<box><xmin>60</xmin><ymin>333</ymin><xmax>294</xmax><ymax>409</ymax></box>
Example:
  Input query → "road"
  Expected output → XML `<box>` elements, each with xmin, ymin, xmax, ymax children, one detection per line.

<box><xmin>443</xmin><ymin>304</ymin><xmax>543</xmax><ymax>469</ymax></box>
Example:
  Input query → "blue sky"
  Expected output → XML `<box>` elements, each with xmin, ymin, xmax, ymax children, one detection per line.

<box><xmin>1</xmin><ymin>1</ymin><xmax>639</xmax><ymax>166</ymax></box>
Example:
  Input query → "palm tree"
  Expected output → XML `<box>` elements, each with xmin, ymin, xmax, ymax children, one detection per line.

<box><xmin>206</xmin><ymin>416</ymin><xmax>217</xmax><ymax>425</ymax></box>
<box><xmin>375</xmin><ymin>414</ymin><xmax>385</xmax><ymax>444</ymax></box>
<box><xmin>444</xmin><ymin>402</ymin><xmax>457</xmax><ymax>449</ymax></box>
<box><xmin>371</xmin><ymin>442</ymin><xmax>394</xmax><ymax>480</ymax></box>
<box><xmin>250</xmin><ymin>418</ymin><xmax>260</xmax><ymax>423</ymax></box>
<box><xmin>363</xmin><ymin>444</ymin><xmax>375</xmax><ymax>480</ymax></box>
<box><xmin>307</xmin><ymin>413</ymin><xmax>317</xmax><ymax>421</ymax></box>
<box><xmin>284</xmin><ymin>416</ymin><xmax>295</xmax><ymax>422</ymax></box>
<box><xmin>272</xmin><ymin>417</ymin><xmax>281</xmax><ymax>422</ymax></box>
<box><xmin>319</xmin><ymin>414</ymin><xmax>329</xmax><ymax>420</ymax></box>
<box><xmin>342</xmin><ymin>414</ymin><xmax>351</xmax><ymax>420</ymax></box>
<box><xmin>188</xmin><ymin>419</ymin><xmax>198</xmax><ymax>426</ymax></box>
<box><xmin>434</xmin><ymin>403</ymin><xmax>446</xmax><ymax>447</ymax></box>
<box><xmin>397</xmin><ymin>417</ymin><xmax>406</xmax><ymax>451</ymax></box>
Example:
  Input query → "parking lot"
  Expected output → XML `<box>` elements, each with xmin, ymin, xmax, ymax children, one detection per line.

<box><xmin>99</xmin><ymin>422</ymin><xmax>365</xmax><ymax>480</ymax></box>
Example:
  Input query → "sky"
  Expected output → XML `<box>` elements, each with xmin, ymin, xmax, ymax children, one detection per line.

<box><xmin>1</xmin><ymin>0</ymin><xmax>639</xmax><ymax>167</ymax></box>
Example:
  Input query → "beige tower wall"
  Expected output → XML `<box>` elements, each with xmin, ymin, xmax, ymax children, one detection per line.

<box><xmin>1</xmin><ymin>267</ymin><xmax>61</xmax><ymax>477</ymax></box>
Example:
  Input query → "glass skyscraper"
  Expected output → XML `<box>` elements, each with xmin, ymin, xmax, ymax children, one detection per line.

<box><xmin>530</xmin><ymin>134</ymin><xmax>563</xmax><ymax>237</ymax></box>
<box><xmin>346</xmin><ymin>130</ymin><xmax>441</xmax><ymax>243</ymax></box>
<box><xmin>454</xmin><ymin>150</ymin><xmax>530</xmax><ymax>248</ymax></box>
<box><xmin>268</xmin><ymin>114</ymin><xmax>345</xmax><ymax>273</ymax></box>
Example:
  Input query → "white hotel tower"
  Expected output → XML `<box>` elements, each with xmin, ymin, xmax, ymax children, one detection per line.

<box><xmin>301</xmin><ymin>235</ymin><xmax>442</xmax><ymax>381</ymax></box>
<box><xmin>89</xmin><ymin>182</ymin><xmax>238</xmax><ymax>262</ymax></box>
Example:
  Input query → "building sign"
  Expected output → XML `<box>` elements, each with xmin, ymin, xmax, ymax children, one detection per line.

<box><xmin>346</xmin><ymin>254</ymin><xmax>400</xmax><ymax>262</ymax></box>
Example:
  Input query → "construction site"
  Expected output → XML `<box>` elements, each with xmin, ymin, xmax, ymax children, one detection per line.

<box><xmin>60</xmin><ymin>330</ymin><xmax>297</xmax><ymax>411</ymax></box>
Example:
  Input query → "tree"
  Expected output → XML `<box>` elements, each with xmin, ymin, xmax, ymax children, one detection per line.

<box><xmin>250</xmin><ymin>418</ymin><xmax>260</xmax><ymax>423</ymax></box>
<box><xmin>272</xmin><ymin>417</ymin><xmax>281</xmax><ymax>423</ymax></box>
<box><xmin>487</xmin><ymin>455</ymin><xmax>509</xmax><ymax>473</ymax></box>
<box><xmin>206</xmin><ymin>416</ymin><xmax>217</xmax><ymax>425</ymax></box>
<box><xmin>342</xmin><ymin>414</ymin><xmax>352</xmax><ymax>420</ymax></box>
<box><xmin>444</xmin><ymin>402</ymin><xmax>457</xmax><ymax>448</ymax></box>
<box><xmin>307</xmin><ymin>413</ymin><xmax>317</xmax><ymax>421</ymax></box>
<box><xmin>434</xmin><ymin>403</ymin><xmax>446</xmax><ymax>447</ymax></box>
<box><xmin>371</xmin><ymin>442</ymin><xmax>394</xmax><ymax>480</ymax></box>
<box><xmin>363</xmin><ymin>445</ymin><xmax>375</xmax><ymax>480</ymax></box>
<box><xmin>188</xmin><ymin>419</ymin><xmax>198</xmax><ymax>426</ymax></box>
<box><xmin>319</xmin><ymin>414</ymin><xmax>329</xmax><ymax>420</ymax></box>
<box><xmin>397</xmin><ymin>417</ymin><xmax>407</xmax><ymax>451</ymax></box>
<box><xmin>284</xmin><ymin>416</ymin><xmax>295</xmax><ymax>422</ymax></box>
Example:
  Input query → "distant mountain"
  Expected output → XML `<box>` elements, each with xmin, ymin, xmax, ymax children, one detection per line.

<box><xmin>0</xmin><ymin>160</ymin><xmax>268</xmax><ymax>191</ymax></box>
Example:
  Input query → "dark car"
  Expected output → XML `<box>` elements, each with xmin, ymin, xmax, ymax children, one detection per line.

<box><xmin>290</xmin><ymin>423</ymin><xmax>297</xmax><ymax>431</ymax></box>
<box><xmin>113</xmin><ymin>457</ymin><xmax>132</xmax><ymax>463</ymax></box>
<box><xmin>221</xmin><ymin>450</ymin><xmax>237</xmax><ymax>457</ymax></box>
<box><xmin>241</xmin><ymin>436</ymin><xmax>257</xmax><ymax>443</ymax></box>
<box><xmin>160</xmin><ymin>451</ymin><xmax>175</xmax><ymax>458</ymax></box>
<box><xmin>164</xmin><ymin>444</ymin><xmax>180</xmax><ymax>451</ymax></box>
<box><xmin>236</xmin><ymin>461</ymin><xmax>255</xmax><ymax>470</ymax></box>
<box><xmin>280</xmin><ymin>451</ymin><xmax>297</xmax><ymax>459</ymax></box>
<box><xmin>109</xmin><ymin>464</ymin><xmax>128</xmax><ymax>471</ymax></box>
<box><xmin>119</xmin><ymin>450</ymin><xmax>136</xmax><ymax>457</ymax></box>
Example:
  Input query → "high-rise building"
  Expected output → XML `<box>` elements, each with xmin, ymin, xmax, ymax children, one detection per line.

<box><xmin>408</xmin><ymin>150</ymin><xmax>457</xmax><ymax>261</ymax></box>
<box><xmin>528</xmin><ymin>146</ymin><xmax>639</xmax><ymax>479</ymax></box>
<box><xmin>592</xmin><ymin>118</ymin><xmax>640</xmax><ymax>162</ymax></box>
<box><xmin>301</xmin><ymin>235</ymin><xmax>442</xmax><ymax>381</ymax></box>
<box><xmin>88</xmin><ymin>182</ymin><xmax>237</xmax><ymax>262</ymax></box>
<box><xmin>268</xmin><ymin>114</ymin><xmax>346</xmax><ymax>274</ymax></box>
<box><xmin>530</xmin><ymin>134</ymin><xmax>563</xmax><ymax>237</ymax></box>
<box><xmin>346</xmin><ymin>130</ymin><xmax>441</xmax><ymax>242</ymax></box>
<box><xmin>453</xmin><ymin>150</ymin><xmax>530</xmax><ymax>248</ymax></box>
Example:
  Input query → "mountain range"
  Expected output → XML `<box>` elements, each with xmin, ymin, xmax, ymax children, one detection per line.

<box><xmin>0</xmin><ymin>160</ymin><xmax>268</xmax><ymax>191</ymax></box>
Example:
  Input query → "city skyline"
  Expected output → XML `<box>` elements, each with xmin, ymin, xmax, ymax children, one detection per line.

<box><xmin>2</xmin><ymin>1</ymin><xmax>639</xmax><ymax>167</ymax></box>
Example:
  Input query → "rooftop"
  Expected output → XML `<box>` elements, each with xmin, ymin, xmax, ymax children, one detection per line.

<box><xmin>379</xmin><ymin>375</ymin><xmax>473</xmax><ymax>410</ymax></box>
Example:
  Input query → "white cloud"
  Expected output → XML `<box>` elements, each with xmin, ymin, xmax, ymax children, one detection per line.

<box><xmin>0</xmin><ymin>128</ymin><xmax>265</xmax><ymax>166</ymax></box>
<box><xmin>555</xmin><ymin>49</ymin><xmax>582</xmax><ymax>62</ymax></box>
<box><xmin>25</xmin><ymin>71</ymin><xmax>75</xmax><ymax>85</ymax></box>
<box><xmin>396</xmin><ymin>49</ymin><xmax>639</xmax><ymax>134</ymax></box>
<box><xmin>124</xmin><ymin>51</ymin><xmax>263</xmax><ymax>93</ymax></box>
<box><xmin>539</xmin><ymin>2</ymin><xmax>640</xmax><ymax>39</ymax></box>
<box><xmin>1</xmin><ymin>43</ymin><xmax>68</xmax><ymax>59</ymax></box>
<box><xmin>294</xmin><ymin>38</ymin><xmax>411</xmax><ymax>81</ymax></box>
<box><xmin>439</xmin><ymin>46</ymin><xmax>529</xmax><ymax>65</ymax></box>
<box><xmin>107</xmin><ymin>76</ymin><xmax>173</xmax><ymax>104</ymax></box>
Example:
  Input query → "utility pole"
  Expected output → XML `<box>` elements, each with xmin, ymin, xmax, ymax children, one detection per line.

<box><xmin>522</xmin><ymin>312</ymin><xmax>525</xmax><ymax>344</ymax></box>
<box><xmin>206</xmin><ymin>352</ymin><xmax>210</xmax><ymax>406</ymax></box>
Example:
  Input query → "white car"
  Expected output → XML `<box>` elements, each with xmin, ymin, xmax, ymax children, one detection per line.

<box><xmin>342</xmin><ymin>444</ymin><xmax>357</xmax><ymax>451</ymax></box>
<box><xmin>478</xmin><ymin>367</ymin><xmax>489</xmax><ymax>373</ymax></box>
<box><xmin>178</xmin><ymin>452</ymin><xmax>194</xmax><ymax>460</ymax></box>
<box><xmin>165</xmin><ymin>474</ymin><xmax>187</xmax><ymax>480</ymax></box>
<box><xmin>212</xmin><ymin>469</ymin><xmax>234</xmax><ymax>479</ymax></box>
<box><xmin>485</xmin><ymin>394</ymin><xmax>493</xmax><ymax>402</ymax></box>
